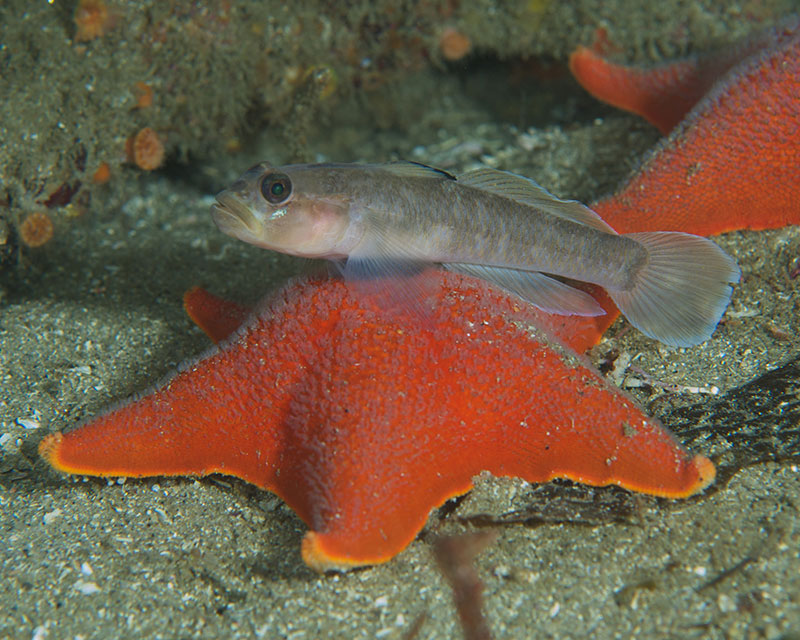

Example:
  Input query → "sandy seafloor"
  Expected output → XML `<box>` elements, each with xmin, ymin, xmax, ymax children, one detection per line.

<box><xmin>2</xmin><ymin>49</ymin><xmax>800</xmax><ymax>640</ymax></box>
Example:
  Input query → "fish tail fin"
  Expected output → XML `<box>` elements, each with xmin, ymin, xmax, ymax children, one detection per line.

<box><xmin>608</xmin><ymin>232</ymin><xmax>740</xmax><ymax>347</ymax></box>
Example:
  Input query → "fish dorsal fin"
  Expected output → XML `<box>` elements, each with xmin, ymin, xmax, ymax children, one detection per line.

<box><xmin>458</xmin><ymin>168</ymin><xmax>616</xmax><ymax>233</ymax></box>
<box><xmin>376</xmin><ymin>161</ymin><xmax>457</xmax><ymax>181</ymax></box>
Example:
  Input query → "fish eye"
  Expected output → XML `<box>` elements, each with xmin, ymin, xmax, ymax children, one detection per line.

<box><xmin>260</xmin><ymin>173</ymin><xmax>293</xmax><ymax>205</ymax></box>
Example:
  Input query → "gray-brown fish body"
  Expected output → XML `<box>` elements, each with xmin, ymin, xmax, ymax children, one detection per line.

<box><xmin>211</xmin><ymin>161</ymin><xmax>740</xmax><ymax>347</ymax></box>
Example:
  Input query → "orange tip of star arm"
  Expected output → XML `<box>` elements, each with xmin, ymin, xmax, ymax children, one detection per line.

<box><xmin>569</xmin><ymin>45</ymin><xmax>694</xmax><ymax>134</ymax></box>
<box><xmin>39</xmin><ymin>432</ymin><xmax>65</xmax><ymax>468</ymax></box>
<box><xmin>547</xmin><ymin>452</ymin><xmax>715</xmax><ymax>500</ymax></box>
<box><xmin>688</xmin><ymin>454</ymin><xmax>716</xmax><ymax>495</ymax></box>
<box><xmin>38</xmin><ymin>431</ymin><xmax>124</xmax><ymax>477</ymax></box>
<box><xmin>40</xmin><ymin>432</ymin><xmax>112</xmax><ymax>476</ymax></box>
<box><xmin>295</xmin><ymin>481</ymin><xmax>477</xmax><ymax>572</ymax></box>
<box><xmin>183</xmin><ymin>286</ymin><xmax>251</xmax><ymax>343</ymax></box>
<box><xmin>615</xmin><ymin>453</ymin><xmax>715</xmax><ymax>499</ymax></box>
<box><xmin>301</xmin><ymin>532</ymin><xmax>384</xmax><ymax>572</ymax></box>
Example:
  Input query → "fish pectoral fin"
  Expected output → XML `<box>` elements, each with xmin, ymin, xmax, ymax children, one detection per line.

<box><xmin>458</xmin><ymin>168</ymin><xmax>616</xmax><ymax>233</ymax></box>
<box><xmin>443</xmin><ymin>264</ymin><xmax>606</xmax><ymax>317</ymax></box>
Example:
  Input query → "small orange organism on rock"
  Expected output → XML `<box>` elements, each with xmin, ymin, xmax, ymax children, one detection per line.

<box><xmin>19</xmin><ymin>212</ymin><xmax>54</xmax><ymax>248</ymax></box>
<box><xmin>74</xmin><ymin>0</ymin><xmax>115</xmax><ymax>42</ymax></box>
<box><xmin>92</xmin><ymin>162</ymin><xmax>111</xmax><ymax>184</ymax></box>
<box><xmin>439</xmin><ymin>27</ymin><xmax>472</xmax><ymax>62</ymax></box>
<box><xmin>128</xmin><ymin>128</ymin><xmax>165</xmax><ymax>171</ymax></box>
<box><xmin>133</xmin><ymin>82</ymin><xmax>154</xmax><ymax>109</ymax></box>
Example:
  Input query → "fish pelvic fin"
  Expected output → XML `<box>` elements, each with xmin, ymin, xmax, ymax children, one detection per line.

<box><xmin>330</xmin><ymin>256</ymin><xmax>443</xmax><ymax>321</ymax></box>
<box><xmin>609</xmin><ymin>232</ymin><xmax>740</xmax><ymax>347</ymax></box>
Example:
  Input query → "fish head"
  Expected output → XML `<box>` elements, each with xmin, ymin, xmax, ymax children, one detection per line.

<box><xmin>211</xmin><ymin>162</ymin><xmax>352</xmax><ymax>258</ymax></box>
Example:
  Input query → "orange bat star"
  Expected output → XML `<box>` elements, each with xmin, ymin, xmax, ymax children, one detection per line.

<box><xmin>562</xmin><ymin>20</ymin><xmax>800</xmax><ymax>350</ymax></box>
<box><xmin>40</xmin><ymin>273</ymin><xmax>713</xmax><ymax>571</ymax></box>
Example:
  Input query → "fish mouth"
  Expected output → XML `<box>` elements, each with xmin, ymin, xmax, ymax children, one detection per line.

<box><xmin>210</xmin><ymin>192</ymin><xmax>261</xmax><ymax>239</ymax></box>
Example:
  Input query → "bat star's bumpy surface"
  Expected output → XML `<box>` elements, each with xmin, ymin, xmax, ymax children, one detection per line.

<box><xmin>557</xmin><ymin>21</ymin><xmax>800</xmax><ymax>350</ymax></box>
<box><xmin>40</xmin><ymin>272</ymin><xmax>714</xmax><ymax>571</ymax></box>
<box><xmin>573</xmin><ymin>21</ymin><xmax>800</xmax><ymax>236</ymax></box>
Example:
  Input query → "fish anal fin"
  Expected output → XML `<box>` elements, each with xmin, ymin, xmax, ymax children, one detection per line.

<box><xmin>444</xmin><ymin>264</ymin><xmax>606</xmax><ymax>317</ymax></box>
